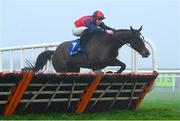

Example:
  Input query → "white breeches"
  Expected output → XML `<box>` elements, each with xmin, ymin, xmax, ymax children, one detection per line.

<box><xmin>72</xmin><ymin>26</ymin><xmax>87</xmax><ymax>37</ymax></box>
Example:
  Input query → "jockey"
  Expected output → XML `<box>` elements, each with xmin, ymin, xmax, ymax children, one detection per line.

<box><xmin>72</xmin><ymin>10</ymin><xmax>115</xmax><ymax>50</ymax></box>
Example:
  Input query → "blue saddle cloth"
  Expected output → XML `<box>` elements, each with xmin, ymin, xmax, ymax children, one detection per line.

<box><xmin>69</xmin><ymin>39</ymin><xmax>81</xmax><ymax>56</ymax></box>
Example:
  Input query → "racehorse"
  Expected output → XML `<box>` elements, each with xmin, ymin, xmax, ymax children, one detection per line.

<box><xmin>30</xmin><ymin>26</ymin><xmax>150</xmax><ymax>73</ymax></box>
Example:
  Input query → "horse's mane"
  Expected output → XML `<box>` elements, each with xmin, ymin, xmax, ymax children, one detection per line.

<box><xmin>115</xmin><ymin>29</ymin><xmax>130</xmax><ymax>32</ymax></box>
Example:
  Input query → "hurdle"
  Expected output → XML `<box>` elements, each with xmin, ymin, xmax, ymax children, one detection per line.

<box><xmin>0</xmin><ymin>71</ymin><xmax>158</xmax><ymax>115</ymax></box>
<box><xmin>0</xmin><ymin>38</ymin><xmax>158</xmax><ymax>115</ymax></box>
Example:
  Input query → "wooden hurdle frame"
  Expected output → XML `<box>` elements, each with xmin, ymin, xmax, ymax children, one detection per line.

<box><xmin>3</xmin><ymin>72</ymin><xmax>33</xmax><ymax>116</ymax></box>
<box><xmin>0</xmin><ymin>71</ymin><xmax>158</xmax><ymax>116</ymax></box>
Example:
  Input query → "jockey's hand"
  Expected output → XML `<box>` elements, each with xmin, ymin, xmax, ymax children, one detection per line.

<box><xmin>105</xmin><ymin>30</ymin><xmax>114</xmax><ymax>35</ymax></box>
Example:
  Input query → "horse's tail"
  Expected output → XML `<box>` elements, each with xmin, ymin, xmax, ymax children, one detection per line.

<box><xmin>33</xmin><ymin>50</ymin><xmax>54</xmax><ymax>72</ymax></box>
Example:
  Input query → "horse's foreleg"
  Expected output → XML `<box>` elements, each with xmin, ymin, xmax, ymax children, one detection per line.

<box><xmin>117</xmin><ymin>61</ymin><xmax>126</xmax><ymax>73</ymax></box>
<box><xmin>108</xmin><ymin>59</ymin><xmax>126</xmax><ymax>73</ymax></box>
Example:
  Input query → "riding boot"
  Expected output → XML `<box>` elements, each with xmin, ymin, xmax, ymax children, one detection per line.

<box><xmin>80</xmin><ymin>29</ymin><xmax>90</xmax><ymax>51</ymax></box>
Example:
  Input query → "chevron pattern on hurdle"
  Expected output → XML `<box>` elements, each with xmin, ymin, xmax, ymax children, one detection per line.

<box><xmin>0</xmin><ymin>72</ymin><xmax>158</xmax><ymax>116</ymax></box>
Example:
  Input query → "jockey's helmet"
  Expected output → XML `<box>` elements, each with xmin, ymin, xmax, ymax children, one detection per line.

<box><xmin>92</xmin><ymin>10</ymin><xmax>105</xmax><ymax>20</ymax></box>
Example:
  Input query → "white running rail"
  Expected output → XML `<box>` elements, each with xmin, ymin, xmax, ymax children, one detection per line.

<box><xmin>0</xmin><ymin>38</ymin><xmax>158</xmax><ymax>72</ymax></box>
<box><xmin>0</xmin><ymin>43</ymin><xmax>59</xmax><ymax>72</ymax></box>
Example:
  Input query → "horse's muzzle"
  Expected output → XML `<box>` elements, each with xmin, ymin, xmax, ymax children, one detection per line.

<box><xmin>141</xmin><ymin>49</ymin><xmax>150</xmax><ymax>58</ymax></box>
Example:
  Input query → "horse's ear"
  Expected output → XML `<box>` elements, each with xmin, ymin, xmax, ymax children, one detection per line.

<box><xmin>138</xmin><ymin>26</ymin><xmax>143</xmax><ymax>32</ymax></box>
<box><xmin>130</xmin><ymin>26</ymin><xmax>136</xmax><ymax>34</ymax></box>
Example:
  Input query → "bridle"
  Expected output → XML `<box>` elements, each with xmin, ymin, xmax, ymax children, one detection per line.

<box><xmin>113</xmin><ymin>32</ymin><xmax>145</xmax><ymax>49</ymax></box>
<box><xmin>113</xmin><ymin>34</ymin><xmax>132</xmax><ymax>48</ymax></box>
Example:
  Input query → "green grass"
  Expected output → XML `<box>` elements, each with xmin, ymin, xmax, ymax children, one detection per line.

<box><xmin>0</xmin><ymin>88</ymin><xmax>180</xmax><ymax>120</ymax></box>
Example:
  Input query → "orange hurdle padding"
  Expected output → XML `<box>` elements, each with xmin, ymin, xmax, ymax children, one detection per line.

<box><xmin>4</xmin><ymin>72</ymin><xmax>33</xmax><ymax>116</ymax></box>
<box><xmin>133</xmin><ymin>79</ymin><xmax>155</xmax><ymax>111</ymax></box>
<box><xmin>76</xmin><ymin>73</ymin><xmax>104</xmax><ymax>114</ymax></box>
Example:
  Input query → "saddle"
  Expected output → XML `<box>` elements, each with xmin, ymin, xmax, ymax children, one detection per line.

<box><xmin>69</xmin><ymin>39</ymin><xmax>81</xmax><ymax>56</ymax></box>
<box><xmin>69</xmin><ymin>30</ymin><xmax>92</xmax><ymax>56</ymax></box>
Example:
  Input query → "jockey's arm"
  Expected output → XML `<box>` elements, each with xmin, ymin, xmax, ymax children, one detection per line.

<box><xmin>85</xmin><ymin>19</ymin><xmax>104</xmax><ymax>32</ymax></box>
<box><xmin>99</xmin><ymin>22</ymin><xmax>116</xmax><ymax>32</ymax></box>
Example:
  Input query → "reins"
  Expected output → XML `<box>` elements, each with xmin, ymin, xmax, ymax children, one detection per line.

<box><xmin>113</xmin><ymin>35</ymin><xmax>132</xmax><ymax>48</ymax></box>
<box><xmin>113</xmin><ymin>32</ymin><xmax>145</xmax><ymax>49</ymax></box>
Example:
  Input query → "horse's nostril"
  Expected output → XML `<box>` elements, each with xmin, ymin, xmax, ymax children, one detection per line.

<box><xmin>146</xmin><ymin>51</ymin><xmax>150</xmax><ymax>56</ymax></box>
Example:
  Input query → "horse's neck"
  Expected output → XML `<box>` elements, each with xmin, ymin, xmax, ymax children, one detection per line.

<box><xmin>113</xmin><ymin>30</ymin><xmax>132</xmax><ymax>46</ymax></box>
<box><xmin>87</xmin><ymin>32</ymin><xmax>131</xmax><ymax>53</ymax></box>
<box><xmin>88</xmin><ymin>33</ymin><xmax>109</xmax><ymax>44</ymax></box>
<box><xmin>88</xmin><ymin>33</ymin><xmax>125</xmax><ymax>49</ymax></box>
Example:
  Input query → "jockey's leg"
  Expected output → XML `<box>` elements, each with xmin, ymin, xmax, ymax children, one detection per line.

<box><xmin>72</xmin><ymin>27</ymin><xmax>88</xmax><ymax>51</ymax></box>
<box><xmin>72</xmin><ymin>26</ymin><xmax>87</xmax><ymax>37</ymax></box>
<box><xmin>80</xmin><ymin>29</ymin><xmax>91</xmax><ymax>51</ymax></box>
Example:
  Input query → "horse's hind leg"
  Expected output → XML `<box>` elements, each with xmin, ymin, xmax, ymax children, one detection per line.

<box><xmin>52</xmin><ymin>53</ymin><xmax>68</xmax><ymax>72</ymax></box>
<box><xmin>53</xmin><ymin>62</ymin><xmax>68</xmax><ymax>72</ymax></box>
<box><xmin>67</xmin><ymin>64</ymin><xmax>80</xmax><ymax>72</ymax></box>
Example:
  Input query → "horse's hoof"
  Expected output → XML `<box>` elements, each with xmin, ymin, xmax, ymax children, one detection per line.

<box><xmin>106</xmin><ymin>71</ymin><xmax>113</xmax><ymax>73</ymax></box>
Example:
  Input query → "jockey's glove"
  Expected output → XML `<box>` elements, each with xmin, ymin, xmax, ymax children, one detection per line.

<box><xmin>105</xmin><ymin>30</ymin><xmax>114</xmax><ymax>35</ymax></box>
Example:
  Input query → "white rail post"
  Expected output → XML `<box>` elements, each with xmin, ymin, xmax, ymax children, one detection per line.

<box><xmin>131</xmin><ymin>49</ymin><xmax>137</xmax><ymax>72</ymax></box>
<box><xmin>32</xmin><ymin>48</ymin><xmax>35</xmax><ymax>60</ymax></box>
<box><xmin>45</xmin><ymin>47</ymin><xmax>51</xmax><ymax>71</ymax></box>
<box><xmin>9</xmin><ymin>50</ymin><xmax>13</xmax><ymax>72</ymax></box>
<box><xmin>0</xmin><ymin>50</ymin><xmax>2</xmax><ymax>72</ymax></box>
<box><xmin>144</xmin><ymin>38</ymin><xmax>158</xmax><ymax>72</ymax></box>
<box><xmin>20</xmin><ymin>48</ymin><xmax>24</xmax><ymax>69</ymax></box>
